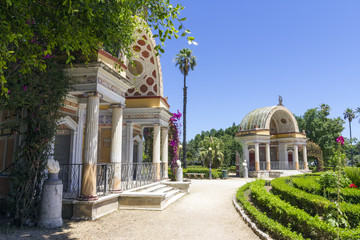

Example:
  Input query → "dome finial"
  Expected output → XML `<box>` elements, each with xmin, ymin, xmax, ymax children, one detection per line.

<box><xmin>278</xmin><ymin>95</ymin><xmax>283</xmax><ymax>106</ymax></box>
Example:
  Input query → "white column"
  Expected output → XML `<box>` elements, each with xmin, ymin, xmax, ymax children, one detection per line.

<box><xmin>244</xmin><ymin>143</ymin><xmax>249</xmax><ymax>165</ymax></box>
<box><xmin>303</xmin><ymin>145</ymin><xmax>308</xmax><ymax>170</ymax></box>
<box><xmin>255</xmin><ymin>142</ymin><xmax>260</xmax><ymax>171</ymax></box>
<box><xmin>266</xmin><ymin>143</ymin><xmax>271</xmax><ymax>171</ymax></box>
<box><xmin>110</xmin><ymin>104</ymin><xmax>123</xmax><ymax>192</ymax></box>
<box><xmin>123</xmin><ymin>123</ymin><xmax>133</xmax><ymax>163</ymax></box>
<box><xmin>76</xmin><ymin>105</ymin><xmax>86</xmax><ymax>164</ymax></box>
<box><xmin>294</xmin><ymin>145</ymin><xmax>299</xmax><ymax>170</ymax></box>
<box><xmin>153</xmin><ymin>124</ymin><xmax>161</xmax><ymax>180</ymax></box>
<box><xmin>80</xmin><ymin>92</ymin><xmax>100</xmax><ymax>201</ymax></box>
<box><xmin>161</xmin><ymin>127</ymin><xmax>169</xmax><ymax>179</ymax></box>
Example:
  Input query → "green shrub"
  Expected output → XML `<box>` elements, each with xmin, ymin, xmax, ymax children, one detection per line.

<box><xmin>251</xmin><ymin>180</ymin><xmax>337</xmax><ymax>239</ymax></box>
<box><xmin>344</xmin><ymin>167</ymin><xmax>360</xmax><ymax>187</ymax></box>
<box><xmin>318</xmin><ymin>171</ymin><xmax>350</xmax><ymax>189</ymax></box>
<box><xmin>236</xmin><ymin>182</ymin><xmax>304</xmax><ymax>240</ymax></box>
<box><xmin>272</xmin><ymin>177</ymin><xmax>360</xmax><ymax>228</ymax></box>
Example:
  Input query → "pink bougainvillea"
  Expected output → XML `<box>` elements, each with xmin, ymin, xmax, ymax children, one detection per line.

<box><xmin>336</xmin><ymin>136</ymin><xmax>344</xmax><ymax>145</ymax></box>
<box><xmin>168</xmin><ymin>110</ymin><xmax>182</xmax><ymax>175</ymax></box>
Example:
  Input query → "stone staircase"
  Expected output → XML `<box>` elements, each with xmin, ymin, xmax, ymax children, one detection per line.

<box><xmin>118</xmin><ymin>181</ymin><xmax>189</xmax><ymax>210</ymax></box>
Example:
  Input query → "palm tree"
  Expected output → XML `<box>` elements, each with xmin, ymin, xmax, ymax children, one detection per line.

<box><xmin>174</xmin><ymin>48</ymin><xmax>197</xmax><ymax>168</ymax></box>
<box><xmin>198</xmin><ymin>136</ymin><xmax>224</xmax><ymax>168</ymax></box>
<box><xmin>344</xmin><ymin>108</ymin><xmax>356</xmax><ymax>165</ymax></box>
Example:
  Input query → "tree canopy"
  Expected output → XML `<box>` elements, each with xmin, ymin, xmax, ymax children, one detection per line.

<box><xmin>187</xmin><ymin>123</ymin><xmax>242</xmax><ymax>167</ymax></box>
<box><xmin>296</xmin><ymin>104</ymin><xmax>344</xmax><ymax>167</ymax></box>
<box><xmin>0</xmin><ymin>0</ymin><xmax>195</xmax><ymax>94</ymax></box>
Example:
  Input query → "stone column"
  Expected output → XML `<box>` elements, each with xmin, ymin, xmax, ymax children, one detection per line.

<box><xmin>161</xmin><ymin>127</ymin><xmax>169</xmax><ymax>179</ymax></box>
<box><xmin>266</xmin><ymin>143</ymin><xmax>271</xmax><ymax>171</ymax></box>
<box><xmin>255</xmin><ymin>142</ymin><xmax>260</xmax><ymax>171</ymax></box>
<box><xmin>110</xmin><ymin>104</ymin><xmax>124</xmax><ymax>192</ymax></box>
<box><xmin>243</xmin><ymin>143</ymin><xmax>249</xmax><ymax>165</ymax></box>
<box><xmin>153</xmin><ymin>124</ymin><xmax>161</xmax><ymax>181</ymax></box>
<box><xmin>303</xmin><ymin>144</ymin><xmax>308</xmax><ymax>170</ymax></box>
<box><xmin>294</xmin><ymin>144</ymin><xmax>299</xmax><ymax>170</ymax></box>
<box><xmin>79</xmin><ymin>92</ymin><xmax>100</xmax><ymax>201</ymax></box>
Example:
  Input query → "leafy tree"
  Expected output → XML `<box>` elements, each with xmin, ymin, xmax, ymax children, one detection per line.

<box><xmin>296</xmin><ymin>104</ymin><xmax>344</xmax><ymax>167</ymax></box>
<box><xmin>0</xmin><ymin>0</ymin><xmax>195</xmax><ymax>95</ymax></box>
<box><xmin>174</xmin><ymin>48</ymin><xmax>197</xmax><ymax>168</ymax></box>
<box><xmin>187</xmin><ymin>123</ymin><xmax>242</xmax><ymax>167</ymax></box>
<box><xmin>198</xmin><ymin>136</ymin><xmax>224</xmax><ymax>168</ymax></box>
<box><xmin>344</xmin><ymin>108</ymin><xmax>357</xmax><ymax>164</ymax></box>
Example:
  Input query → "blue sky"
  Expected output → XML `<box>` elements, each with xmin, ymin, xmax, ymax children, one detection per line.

<box><xmin>159</xmin><ymin>1</ymin><xmax>360</xmax><ymax>142</ymax></box>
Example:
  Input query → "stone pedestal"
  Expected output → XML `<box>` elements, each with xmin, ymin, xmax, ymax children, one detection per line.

<box><xmin>38</xmin><ymin>173</ymin><xmax>63</xmax><ymax>228</ymax></box>
<box><xmin>176</xmin><ymin>167</ymin><xmax>183</xmax><ymax>182</ymax></box>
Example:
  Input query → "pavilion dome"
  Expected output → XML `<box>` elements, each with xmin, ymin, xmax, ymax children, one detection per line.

<box><xmin>239</xmin><ymin>105</ymin><xmax>300</xmax><ymax>134</ymax></box>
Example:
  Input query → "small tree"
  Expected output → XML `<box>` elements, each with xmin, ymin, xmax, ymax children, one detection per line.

<box><xmin>198</xmin><ymin>136</ymin><xmax>224</xmax><ymax>168</ymax></box>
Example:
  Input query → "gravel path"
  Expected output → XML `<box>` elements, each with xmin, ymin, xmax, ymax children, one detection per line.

<box><xmin>2</xmin><ymin>178</ymin><xmax>259</xmax><ymax>240</ymax></box>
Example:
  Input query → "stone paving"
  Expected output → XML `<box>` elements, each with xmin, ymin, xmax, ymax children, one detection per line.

<box><xmin>3</xmin><ymin>177</ymin><xmax>260</xmax><ymax>240</ymax></box>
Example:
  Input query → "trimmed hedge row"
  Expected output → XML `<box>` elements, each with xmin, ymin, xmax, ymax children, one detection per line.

<box><xmin>168</xmin><ymin>167</ymin><xmax>223</xmax><ymax>179</ymax></box>
<box><xmin>236</xmin><ymin>182</ymin><xmax>304</xmax><ymax>240</ymax></box>
<box><xmin>293</xmin><ymin>176</ymin><xmax>360</xmax><ymax>204</ymax></box>
<box><xmin>272</xmin><ymin>177</ymin><xmax>360</xmax><ymax>228</ymax></box>
<box><xmin>251</xmin><ymin>180</ymin><xmax>337</xmax><ymax>239</ymax></box>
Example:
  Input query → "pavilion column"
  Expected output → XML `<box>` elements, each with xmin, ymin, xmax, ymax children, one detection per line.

<box><xmin>294</xmin><ymin>144</ymin><xmax>299</xmax><ymax>170</ymax></box>
<box><xmin>153</xmin><ymin>124</ymin><xmax>161</xmax><ymax>181</ymax></box>
<box><xmin>266</xmin><ymin>143</ymin><xmax>271</xmax><ymax>171</ymax></box>
<box><xmin>303</xmin><ymin>145</ymin><xmax>308</xmax><ymax>170</ymax></box>
<box><xmin>255</xmin><ymin>142</ymin><xmax>260</xmax><ymax>171</ymax></box>
<box><xmin>161</xmin><ymin>127</ymin><xmax>169</xmax><ymax>179</ymax></box>
<box><xmin>110</xmin><ymin>104</ymin><xmax>124</xmax><ymax>192</ymax></box>
<box><xmin>79</xmin><ymin>92</ymin><xmax>100</xmax><ymax>201</ymax></box>
<box><xmin>243</xmin><ymin>143</ymin><xmax>249</xmax><ymax>165</ymax></box>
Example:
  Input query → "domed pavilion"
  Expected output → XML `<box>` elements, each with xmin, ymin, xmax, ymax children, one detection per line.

<box><xmin>235</xmin><ymin>97</ymin><xmax>308</xmax><ymax>175</ymax></box>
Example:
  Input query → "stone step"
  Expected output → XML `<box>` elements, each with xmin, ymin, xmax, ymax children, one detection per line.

<box><xmin>141</xmin><ymin>184</ymin><xmax>168</xmax><ymax>193</ymax></box>
<box><xmin>164</xmin><ymin>189</ymin><xmax>180</xmax><ymax>200</ymax></box>
<box><xmin>162</xmin><ymin>192</ymin><xmax>186</xmax><ymax>209</ymax></box>
<box><xmin>152</xmin><ymin>186</ymin><xmax>174</xmax><ymax>194</ymax></box>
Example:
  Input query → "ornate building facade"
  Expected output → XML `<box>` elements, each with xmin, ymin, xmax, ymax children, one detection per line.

<box><xmin>235</xmin><ymin>100</ymin><xmax>308</xmax><ymax>176</ymax></box>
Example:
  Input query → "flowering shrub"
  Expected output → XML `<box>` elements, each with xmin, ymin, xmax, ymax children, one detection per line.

<box><xmin>349</xmin><ymin>183</ymin><xmax>357</xmax><ymax>188</ymax></box>
<box><xmin>168</xmin><ymin>110</ymin><xmax>182</xmax><ymax>179</ymax></box>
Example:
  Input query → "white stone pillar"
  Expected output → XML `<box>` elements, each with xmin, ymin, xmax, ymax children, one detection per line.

<box><xmin>243</xmin><ymin>143</ymin><xmax>249</xmax><ymax>165</ymax></box>
<box><xmin>294</xmin><ymin>145</ymin><xmax>299</xmax><ymax>170</ymax></box>
<box><xmin>255</xmin><ymin>142</ymin><xmax>260</xmax><ymax>171</ymax></box>
<box><xmin>161</xmin><ymin>127</ymin><xmax>169</xmax><ymax>179</ymax></box>
<box><xmin>266</xmin><ymin>143</ymin><xmax>271</xmax><ymax>171</ymax></box>
<box><xmin>303</xmin><ymin>145</ymin><xmax>308</xmax><ymax>170</ymax></box>
<box><xmin>110</xmin><ymin>104</ymin><xmax>124</xmax><ymax>192</ymax></box>
<box><xmin>153</xmin><ymin>124</ymin><xmax>161</xmax><ymax>181</ymax></box>
<box><xmin>80</xmin><ymin>92</ymin><xmax>100</xmax><ymax>201</ymax></box>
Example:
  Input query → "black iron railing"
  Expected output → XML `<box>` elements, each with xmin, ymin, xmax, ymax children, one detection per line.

<box><xmin>59</xmin><ymin>162</ymin><xmax>163</xmax><ymax>199</ymax></box>
<box><xmin>121</xmin><ymin>162</ymin><xmax>156</xmax><ymax>191</ymax></box>
<box><xmin>59</xmin><ymin>164</ymin><xmax>82</xmax><ymax>199</ymax></box>
<box><xmin>96</xmin><ymin>163</ymin><xmax>115</xmax><ymax>196</ymax></box>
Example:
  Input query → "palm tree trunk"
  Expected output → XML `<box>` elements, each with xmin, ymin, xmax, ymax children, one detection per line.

<box><xmin>350</xmin><ymin>120</ymin><xmax>354</xmax><ymax>165</ymax></box>
<box><xmin>183</xmin><ymin>73</ymin><xmax>187</xmax><ymax>169</ymax></box>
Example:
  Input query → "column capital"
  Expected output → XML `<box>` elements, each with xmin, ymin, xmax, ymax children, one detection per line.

<box><xmin>161</xmin><ymin>126</ymin><xmax>169</xmax><ymax>130</ymax></box>
<box><xmin>84</xmin><ymin>91</ymin><xmax>102</xmax><ymax>99</ymax></box>
<box><xmin>153</xmin><ymin>123</ymin><xmax>160</xmax><ymax>127</ymax></box>
<box><xmin>110</xmin><ymin>103</ymin><xmax>125</xmax><ymax>109</ymax></box>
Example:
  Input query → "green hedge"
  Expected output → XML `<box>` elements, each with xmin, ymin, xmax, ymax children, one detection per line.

<box><xmin>236</xmin><ymin>182</ymin><xmax>304</xmax><ymax>240</ymax></box>
<box><xmin>251</xmin><ymin>180</ymin><xmax>337</xmax><ymax>239</ymax></box>
<box><xmin>272</xmin><ymin>177</ymin><xmax>360</xmax><ymax>228</ymax></box>
<box><xmin>293</xmin><ymin>176</ymin><xmax>360</xmax><ymax>204</ymax></box>
<box><xmin>168</xmin><ymin>167</ymin><xmax>223</xmax><ymax>179</ymax></box>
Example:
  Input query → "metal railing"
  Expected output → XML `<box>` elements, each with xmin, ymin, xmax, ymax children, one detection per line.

<box><xmin>96</xmin><ymin>163</ymin><xmax>115</xmax><ymax>197</ymax></box>
<box><xmin>248</xmin><ymin>161</ymin><xmax>307</xmax><ymax>171</ymax></box>
<box><xmin>160</xmin><ymin>162</ymin><xmax>165</xmax><ymax>180</ymax></box>
<box><xmin>58</xmin><ymin>162</ymin><xmax>163</xmax><ymax>199</ymax></box>
<box><xmin>121</xmin><ymin>162</ymin><xmax>156</xmax><ymax>191</ymax></box>
<box><xmin>59</xmin><ymin>164</ymin><xmax>82</xmax><ymax>199</ymax></box>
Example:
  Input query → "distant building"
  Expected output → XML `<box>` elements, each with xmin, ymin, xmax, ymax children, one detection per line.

<box><xmin>235</xmin><ymin>98</ymin><xmax>308</xmax><ymax>177</ymax></box>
